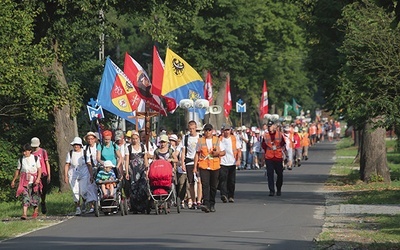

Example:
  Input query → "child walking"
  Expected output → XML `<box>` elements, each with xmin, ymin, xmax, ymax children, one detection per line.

<box><xmin>11</xmin><ymin>143</ymin><xmax>42</xmax><ymax>220</ymax></box>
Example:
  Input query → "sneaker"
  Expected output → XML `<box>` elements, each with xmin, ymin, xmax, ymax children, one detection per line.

<box><xmin>276</xmin><ymin>191</ymin><xmax>281</xmax><ymax>196</ymax></box>
<box><xmin>210</xmin><ymin>206</ymin><xmax>216</xmax><ymax>212</ymax></box>
<box><xmin>221</xmin><ymin>195</ymin><xmax>228</xmax><ymax>203</ymax></box>
<box><xmin>41</xmin><ymin>202</ymin><xmax>47</xmax><ymax>214</ymax></box>
<box><xmin>288</xmin><ymin>167</ymin><xmax>292</xmax><ymax>170</ymax></box>
<box><xmin>75</xmin><ymin>207</ymin><xmax>81</xmax><ymax>216</ymax></box>
<box><xmin>269</xmin><ymin>191</ymin><xmax>275</xmax><ymax>196</ymax></box>
<box><xmin>228</xmin><ymin>198</ymin><xmax>234</xmax><ymax>203</ymax></box>
<box><xmin>20</xmin><ymin>215</ymin><xmax>27</xmax><ymax>220</ymax></box>
<box><xmin>88</xmin><ymin>207</ymin><xmax>95</xmax><ymax>213</ymax></box>
<box><xmin>32</xmin><ymin>212</ymin><xmax>38</xmax><ymax>219</ymax></box>
<box><xmin>305</xmin><ymin>156</ymin><xmax>308</xmax><ymax>161</ymax></box>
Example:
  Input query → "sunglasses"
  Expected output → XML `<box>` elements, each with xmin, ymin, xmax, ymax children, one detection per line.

<box><xmin>204</xmin><ymin>129</ymin><xmax>212</xmax><ymax>132</ymax></box>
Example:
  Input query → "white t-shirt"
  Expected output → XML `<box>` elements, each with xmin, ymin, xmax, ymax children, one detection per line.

<box><xmin>238</xmin><ymin>132</ymin><xmax>248</xmax><ymax>152</ymax></box>
<box><xmin>85</xmin><ymin>144</ymin><xmax>98</xmax><ymax>166</ymax></box>
<box><xmin>17</xmin><ymin>155</ymin><xmax>41</xmax><ymax>184</ymax></box>
<box><xmin>220</xmin><ymin>136</ymin><xmax>241</xmax><ymax>166</ymax></box>
<box><xmin>250</xmin><ymin>135</ymin><xmax>262</xmax><ymax>152</ymax></box>
<box><xmin>180</xmin><ymin>134</ymin><xmax>200</xmax><ymax>165</ymax></box>
<box><xmin>66</xmin><ymin>149</ymin><xmax>91</xmax><ymax>168</ymax></box>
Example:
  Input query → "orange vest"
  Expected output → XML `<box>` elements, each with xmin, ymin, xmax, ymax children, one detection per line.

<box><xmin>197</xmin><ymin>136</ymin><xmax>221</xmax><ymax>170</ymax></box>
<box><xmin>264</xmin><ymin>131</ymin><xmax>284</xmax><ymax>160</ymax></box>
<box><xmin>301</xmin><ymin>132</ymin><xmax>310</xmax><ymax>147</ymax></box>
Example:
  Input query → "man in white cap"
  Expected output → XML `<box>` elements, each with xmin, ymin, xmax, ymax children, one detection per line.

<box><xmin>64</xmin><ymin>137</ymin><xmax>93</xmax><ymax>216</ymax></box>
<box><xmin>31</xmin><ymin>137</ymin><xmax>51</xmax><ymax>215</ymax></box>
<box><xmin>237</xmin><ymin>126</ymin><xmax>249</xmax><ymax>170</ymax></box>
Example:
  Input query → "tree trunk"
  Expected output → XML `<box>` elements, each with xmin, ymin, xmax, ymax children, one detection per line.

<box><xmin>359</xmin><ymin>122</ymin><xmax>391</xmax><ymax>183</ymax></box>
<box><xmin>50</xmin><ymin>56</ymin><xmax>76</xmax><ymax>192</ymax></box>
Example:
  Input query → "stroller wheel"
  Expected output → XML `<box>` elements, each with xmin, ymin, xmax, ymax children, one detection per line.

<box><xmin>120</xmin><ymin>200</ymin><xmax>125</xmax><ymax>216</ymax></box>
<box><xmin>123</xmin><ymin>199</ymin><xmax>129</xmax><ymax>215</ymax></box>
<box><xmin>94</xmin><ymin>200</ymin><xmax>100</xmax><ymax>217</ymax></box>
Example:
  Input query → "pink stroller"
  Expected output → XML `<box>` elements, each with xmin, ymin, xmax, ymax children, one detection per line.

<box><xmin>148</xmin><ymin>159</ymin><xmax>180</xmax><ymax>214</ymax></box>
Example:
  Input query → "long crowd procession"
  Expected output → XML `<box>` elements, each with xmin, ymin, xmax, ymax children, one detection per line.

<box><xmin>12</xmin><ymin>118</ymin><xmax>342</xmax><ymax>219</ymax></box>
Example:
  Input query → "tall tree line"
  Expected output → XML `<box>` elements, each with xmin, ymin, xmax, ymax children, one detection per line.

<box><xmin>1</xmin><ymin>0</ymin><xmax>398</xmax><ymax>199</ymax></box>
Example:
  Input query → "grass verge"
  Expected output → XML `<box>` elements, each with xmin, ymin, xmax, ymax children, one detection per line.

<box><xmin>316</xmin><ymin>137</ymin><xmax>400</xmax><ymax>250</ymax></box>
<box><xmin>0</xmin><ymin>189</ymin><xmax>74</xmax><ymax>241</ymax></box>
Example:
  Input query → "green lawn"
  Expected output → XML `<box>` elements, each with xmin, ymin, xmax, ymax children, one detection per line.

<box><xmin>317</xmin><ymin>136</ymin><xmax>400</xmax><ymax>249</ymax></box>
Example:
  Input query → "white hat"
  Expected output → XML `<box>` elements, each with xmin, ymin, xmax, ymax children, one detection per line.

<box><xmin>70</xmin><ymin>137</ymin><xmax>83</xmax><ymax>147</ymax></box>
<box><xmin>169</xmin><ymin>134</ymin><xmax>178</xmax><ymax>142</ymax></box>
<box><xmin>31</xmin><ymin>137</ymin><xmax>40</xmax><ymax>147</ymax></box>
<box><xmin>294</xmin><ymin>127</ymin><xmax>299</xmax><ymax>133</ymax></box>
<box><xmin>84</xmin><ymin>131</ymin><xmax>97</xmax><ymax>142</ymax></box>
<box><xmin>241</xmin><ymin>125</ymin><xmax>247</xmax><ymax>130</ymax></box>
<box><xmin>103</xmin><ymin>160</ymin><xmax>114</xmax><ymax>168</ymax></box>
<box><xmin>255</xmin><ymin>129</ymin><xmax>260</xmax><ymax>134</ymax></box>
<box><xmin>284</xmin><ymin>126</ymin><xmax>290</xmax><ymax>132</ymax></box>
<box><xmin>115</xmin><ymin>130</ymin><xmax>124</xmax><ymax>141</ymax></box>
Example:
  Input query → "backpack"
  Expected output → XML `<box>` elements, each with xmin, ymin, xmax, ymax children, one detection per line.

<box><xmin>127</xmin><ymin>143</ymin><xmax>146</xmax><ymax>160</ymax></box>
<box><xmin>69</xmin><ymin>149</ymin><xmax>88</xmax><ymax>164</ymax></box>
<box><xmin>84</xmin><ymin>145</ymin><xmax>95</xmax><ymax>166</ymax></box>
<box><xmin>154</xmin><ymin>147</ymin><xmax>174</xmax><ymax>160</ymax></box>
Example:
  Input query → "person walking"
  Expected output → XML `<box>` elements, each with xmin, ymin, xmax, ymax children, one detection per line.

<box><xmin>293</xmin><ymin>127</ymin><xmax>302</xmax><ymax>167</ymax></box>
<box><xmin>11</xmin><ymin>143</ymin><xmax>42</xmax><ymax>220</ymax></box>
<box><xmin>83</xmin><ymin>131</ymin><xmax>99</xmax><ymax>213</ymax></box>
<box><xmin>180</xmin><ymin>120</ymin><xmax>201</xmax><ymax>209</ymax></box>
<box><xmin>64</xmin><ymin>137</ymin><xmax>93</xmax><ymax>215</ymax></box>
<box><xmin>237</xmin><ymin>126</ymin><xmax>249</xmax><ymax>170</ymax></box>
<box><xmin>219</xmin><ymin>125</ymin><xmax>241</xmax><ymax>203</ymax></box>
<box><xmin>194</xmin><ymin>124</ymin><xmax>225</xmax><ymax>213</ymax></box>
<box><xmin>96</xmin><ymin>130</ymin><xmax>123</xmax><ymax>179</ymax></box>
<box><xmin>262</xmin><ymin>121</ymin><xmax>286</xmax><ymax>196</ymax></box>
<box><xmin>30</xmin><ymin>137</ymin><xmax>51</xmax><ymax>215</ymax></box>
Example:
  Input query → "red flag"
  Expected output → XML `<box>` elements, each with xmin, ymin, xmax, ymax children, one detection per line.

<box><xmin>151</xmin><ymin>46</ymin><xmax>177</xmax><ymax>113</ymax></box>
<box><xmin>151</xmin><ymin>46</ymin><xmax>164</xmax><ymax>97</ymax></box>
<box><xmin>224</xmin><ymin>74</ymin><xmax>232</xmax><ymax>118</ymax></box>
<box><xmin>204</xmin><ymin>71</ymin><xmax>213</xmax><ymax>104</ymax></box>
<box><xmin>259</xmin><ymin>80</ymin><xmax>268</xmax><ymax>119</ymax></box>
<box><xmin>123</xmin><ymin>52</ymin><xmax>167</xmax><ymax>115</ymax></box>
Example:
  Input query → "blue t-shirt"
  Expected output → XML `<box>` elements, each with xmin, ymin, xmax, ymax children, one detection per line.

<box><xmin>97</xmin><ymin>143</ymin><xmax>120</xmax><ymax>166</ymax></box>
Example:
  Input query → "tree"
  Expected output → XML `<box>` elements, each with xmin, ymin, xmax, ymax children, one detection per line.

<box><xmin>334</xmin><ymin>0</ymin><xmax>400</xmax><ymax>182</ymax></box>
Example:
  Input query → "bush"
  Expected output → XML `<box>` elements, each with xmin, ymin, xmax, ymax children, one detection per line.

<box><xmin>0</xmin><ymin>140</ymin><xmax>22</xmax><ymax>202</ymax></box>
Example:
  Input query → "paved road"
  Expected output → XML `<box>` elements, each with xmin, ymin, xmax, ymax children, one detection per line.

<box><xmin>2</xmin><ymin>141</ymin><xmax>335</xmax><ymax>250</ymax></box>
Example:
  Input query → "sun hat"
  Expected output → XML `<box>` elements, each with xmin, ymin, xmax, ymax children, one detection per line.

<box><xmin>70</xmin><ymin>137</ymin><xmax>83</xmax><ymax>147</ymax></box>
<box><xmin>255</xmin><ymin>129</ymin><xmax>260</xmax><ymax>134</ymax></box>
<box><xmin>294</xmin><ymin>127</ymin><xmax>299</xmax><ymax>133</ymax></box>
<box><xmin>31</xmin><ymin>137</ymin><xmax>40</xmax><ymax>147</ymax></box>
<box><xmin>114</xmin><ymin>130</ymin><xmax>124</xmax><ymax>141</ymax></box>
<box><xmin>84</xmin><ymin>132</ymin><xmax>97</xmax><ymax>142</ymax></box>
<box><xmin>103</xmin><ymin>160</ymin><xmax>115</xmax><ymax>168</ymax></box>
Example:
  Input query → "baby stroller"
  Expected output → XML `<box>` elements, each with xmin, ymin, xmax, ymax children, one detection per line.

<box><xmin>129</xmin><ymin>164</ymin><xmax>151</xmax><ymax>214</ymax></box>
<box><xmin>94</xmin><ymin>166</ymin><xmax>128</xmax><ymax>217</ymax></box>
<box><xmin>148</xmin><ymin>159</ymin><xmax>180</xmax><ymax>215</ymax></box>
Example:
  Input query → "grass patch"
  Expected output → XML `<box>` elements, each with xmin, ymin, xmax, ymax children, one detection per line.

<box><xmin>317</xmin><ymin>136</ymin><xmax>400</xmax><ymax>249</ymax></box>
<box><xmin>0</xmin><ymin>188</ymin><xmax>74</xmax><ymax>241</ymax></box>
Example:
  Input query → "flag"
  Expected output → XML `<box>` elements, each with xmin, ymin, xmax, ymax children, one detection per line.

<box><xmin>162</xmin><ymin>48</ymin><xmax>205</xmax><ymax>118</ymax></box>
<box><xmin>152</xmin><ymin>46</ymin><xmax>177</xmax><ymax>113</ymax></box>
<box><xmin>151</xmin><ymin>46</ymin><xmax>164</xmax><ymax>97</ymax></box>
<box><xmin>292</xmin><ymin>98</ymin><xmax>302</xmax><ymax>116</ymax></box>
<box><xmin>224</xmin><ymin>74</ymin><xmax>232</xmax><ymax>118</ymax></box>
<box><xmin>123</xmin><ymin>53</ymin><xmax>167</xmax><ymax>116</ymax></box>
<box><xmin>204</xmin><ymin>71</ymin><xmax>213</xmax><ymax>105</ymax></box>
<box><xmin>284</xmin><ymin>102</ymin><xmax>293</xmax><ymax>117</ymax></box>
<box><xmin>97</xmin><ymin>57</ymin><xmax>145</xmax><ymax>127</ymax></box>
<box><xmin>259</xmin><ymin>80</ymin><xmax>268</xmax><ymax>119</ymax></box>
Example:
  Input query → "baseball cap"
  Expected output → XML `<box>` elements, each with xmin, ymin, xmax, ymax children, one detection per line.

<box><xmin>203</xmin><ymin>124</ymin><xmax>213</xmax><ymax>131</ymax></box>
<box><xmin>160</xmin><ymin>134</ymin><xmax>169</xmax><ymax>142</ymax></box>
<box><xmin>169</xmin><ymin>134</ymin><xmax>178</xmax><ymax>142</ymax></box>
<box><xmin>267</xmin><ymin>121</ymin><xmax>274</xmax><ymax>127</ymax></box>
